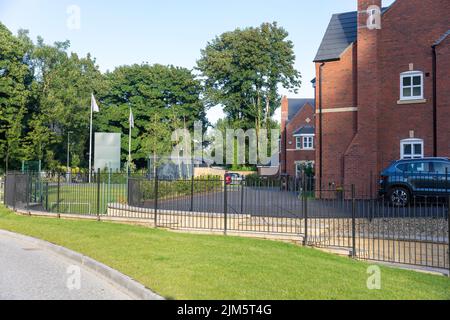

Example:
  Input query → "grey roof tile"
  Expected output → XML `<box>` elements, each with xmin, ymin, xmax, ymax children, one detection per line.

<box><xmin>287</xmin><ymin>99</ymin><xmax>315</xmax><ymax>122</ymax></box>
<box><xmin>314</xmin><ymin>8</ymin><xmax>389</xmax><ymax>62</ymax></box>
<box><xmin>293</xmin><ymin>126</ymin><xmax>315</xmax><ymax>136</ymax></box>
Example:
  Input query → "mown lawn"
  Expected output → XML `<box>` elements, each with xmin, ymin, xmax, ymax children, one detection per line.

<box><xmin>0</xmin><ymin>206</ymin><xmax>449</xmax><ymax>300</ymax></box>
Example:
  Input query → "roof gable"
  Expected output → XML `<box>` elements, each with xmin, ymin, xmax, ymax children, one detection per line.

<box><xmin>314</xmin><ymin>11</ymin><xmax>358</xmax><ymax>62</ymax></box>
<box><xmin>287</xmin><ymin>99</ymin><xmax>315</xmax><ymax>122</ymax></box>
<box><xmin>314</xmin><ymin>8</ymin><xmax>389</xmax><ymax>62</ymax></box>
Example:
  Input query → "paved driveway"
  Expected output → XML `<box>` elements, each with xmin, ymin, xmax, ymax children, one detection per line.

<box><xmin>0</xmin><ymin>232</ymin><xmax>132</xmax><ymax>300</ymax></box>
<box><xmin>144</xmin><ymin>187</ymin><xmax>448</xmax><ymax>219</ymax></box>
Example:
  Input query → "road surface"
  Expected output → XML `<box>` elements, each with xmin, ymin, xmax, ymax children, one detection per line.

<box><xmin>0</xmin><ymin>232</ymin><xmax>133</xmax><ymax>300</ymax></box>
<box><xmin>141</xmin><ymin>187</ymin><xmax>448</xmax><ymax>219</ymax></box>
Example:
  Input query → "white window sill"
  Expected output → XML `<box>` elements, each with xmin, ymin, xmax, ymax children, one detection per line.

<box><xmin>397</xmin><ymin>99</ymin><xmax>427</xmax><ymax>105</ymax></box>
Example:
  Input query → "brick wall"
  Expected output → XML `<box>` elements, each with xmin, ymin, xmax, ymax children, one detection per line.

<box><xmin>316</xmin><ymin>0</ymin><xmax>450</xmax><ymax>195</ymax></box>
<box><xmin>436</xmin><ymin>37</ymin><xmax>450</xmax><ymax>156</ymax></box>
<box><xmin>377</xmin><ymin>0</ymin><xmax>450</xmax><ymax>171</ymax></box>
<box><xmin>284</xmin><ymin>103</ymin><xmax>315</xmax><ymax>177</ymax></box>
<box><xmin>315</xmin><ymin>44</ymin><xmax>357</xmax><ymax>188</ymax></box>
<box><xmin>281</xmin><ymin>100</ymin><xmax>316</xmax><ymax>177</ymax></box>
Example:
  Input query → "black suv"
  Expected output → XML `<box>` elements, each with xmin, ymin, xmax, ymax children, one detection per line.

<box><xmin>380</xmin><ymin>158</ymin><xmax>450</xmax><ymax>207</ymax></box>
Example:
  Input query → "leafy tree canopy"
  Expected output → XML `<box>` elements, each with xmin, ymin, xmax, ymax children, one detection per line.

<box><xmin>0</xmin><ymin>23</ymin><xmax>32</xmax><ymax>171</ymax></box>
<box><xmin>96</xmin><ymin>64</ymin><xmax>207</xmax><ymax>167</ymax></box>
<box><xmin>197</xmin><ymin>22</ymin><xmax>301</xmax><ymax>130</ymax></box>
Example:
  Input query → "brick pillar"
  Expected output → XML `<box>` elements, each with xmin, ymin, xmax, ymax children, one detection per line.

<box><xmin>344</xmin><ymin>0</ymin><xmax>382</xmax><ymax>197</ymax></box>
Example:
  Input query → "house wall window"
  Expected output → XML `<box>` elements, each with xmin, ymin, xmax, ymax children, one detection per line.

<box><xmin>400</xmin><ymin>138</ymin><xmax>424</xmax><ymax>159</ymax></box>
<box><xmin>400</xmin><ymin>71</ymin><xmax>424</xmax><ymax>100</ymax></box>
<box><xmin>295</xmin><ymin>161</ymin><xmax>315</xmax><ymax>178</ymax></box>
<box><xmin>302</xmin><ymin>135</ymin><xmax>314</xmax><ymax>150</ymax></box>
<box><xmin>296</xmin><ymin>137</ymin><xmax>302</xmax><ymax>150</ymax></box>
<box><xmin>295</xmin><ymin>135</ymin><xmax>315</xmax><ymax>150</ymax></box>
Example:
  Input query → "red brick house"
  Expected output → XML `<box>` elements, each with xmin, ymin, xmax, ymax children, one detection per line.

<box><xmin>314</xmin><ymin>0</ymin><xmax>450</xmax><ymax>194</ymax></box>
<box><xmin>280</xmin><ymin>97</ymin><xmax>316</xmax><ymax>177</ymax></box>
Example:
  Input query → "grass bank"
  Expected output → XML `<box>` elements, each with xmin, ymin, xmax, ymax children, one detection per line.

<box><xmin>0</xmin><ymin>206</ymin><xmax>448</xmax><ymax>300</ymax></box>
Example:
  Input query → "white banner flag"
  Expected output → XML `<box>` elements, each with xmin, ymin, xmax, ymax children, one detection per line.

<box><xmin>91</xmin><ymin>93</ymin><xmax>100</xmax><ymax>113</ymax></box>
<box><xmin>129</xmin><ymin>109</ymin><xmax>135</xmax><ymax>129</ymax></box>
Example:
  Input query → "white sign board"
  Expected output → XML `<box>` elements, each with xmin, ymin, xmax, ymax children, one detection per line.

<box><xmin>94</xmin><ymin>133</ymin><xmax>121</xmax><ymax>171</ymax></box>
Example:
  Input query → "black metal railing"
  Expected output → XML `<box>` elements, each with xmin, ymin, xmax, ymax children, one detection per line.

<box><xmin>3</xmin><ymin>171</ymin><xmax>449</xmax><ymax>272</ymax></box>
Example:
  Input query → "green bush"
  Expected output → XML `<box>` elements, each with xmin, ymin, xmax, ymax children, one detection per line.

<box><xmin>140</xmin><ymin>175</ymin><xmax>222</xmax><ymax>200</ymax></box>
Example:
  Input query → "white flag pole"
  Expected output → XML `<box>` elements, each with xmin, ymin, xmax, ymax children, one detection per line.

<box><xmin>89</xmin><ymin>97</ymin><xmax>93</xmax><ymax>183</ymax></box>
<box><xmin>89</xmin><ymin>93</ymin><xmax>100</xmax><ymax>183</ymax></box>
<box><xmin>128</xmin><ymin>107</ymin><xmax>133</xmax><ymax>174</ymax></box>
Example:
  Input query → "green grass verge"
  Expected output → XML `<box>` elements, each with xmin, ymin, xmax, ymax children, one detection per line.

<box><xmin>0</xmin><ymin>206</ymin><xmax>449</xmax><ymax>300</ymax></box>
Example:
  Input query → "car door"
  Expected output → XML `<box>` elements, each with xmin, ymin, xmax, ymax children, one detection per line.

<box><xmin>432</xmin><ymin>162</ymin><xmax>450</xmax><ymax>195</ymax></box>
<box><xmin>407</xmin><ymin>161</ymin><xmax>434</xmax><ymax>194</ymax></box>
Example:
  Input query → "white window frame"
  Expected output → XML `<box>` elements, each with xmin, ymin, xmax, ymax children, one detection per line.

<box><xmin>295</xmin><ymin>161</ymin><xmax>315</xmax><ymax>178</ymax></box>
<box><xmin>301</xmin><ymin>135</ymin><xmax>315</xmax><ymax>150</ymax></box>
<box><xmin>400</xmin><ymin>71</ymin><xmax>424</xmax><ymax>101</ymax></box>
<box><xmin>295</xmin><ymin>162</ymin><xmax>303</xmax><ymax>178</ymax></box>
<box><xmin>295</xmin><ymin>137</ymin><xmax>301</xmax><ymax>150</ymax></box>
<box><xmin>294</xmin><ymin>134</ymin><xmax>315</xmax><ymax>150</ymax></box>
<box><xmin>400</xmin><ymin>138</ymin><xmax>424</xmax><ymax>160</ymax></box>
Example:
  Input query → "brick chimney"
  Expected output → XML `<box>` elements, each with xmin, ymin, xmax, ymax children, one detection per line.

<box><xmin>281</xmin><ymin>96</ymin><xmax>289</xmax><ymax>130</ymax></box>
<box><xmin>344</xmin><ymin>0</ymin><xmax>382</xmax><ymax>193</ymax></box>
<box><xmin>357</xmin><ymin>0</ymin><xmax>381</xmax><ymax>140</ymax></box>
<box><xmin>357</xmin><ymin>0</ymin><xmax>382</xmax><ymax>118</ymax></box>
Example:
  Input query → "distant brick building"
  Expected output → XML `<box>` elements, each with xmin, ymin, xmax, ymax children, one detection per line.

<box><xmin>280</xmin><ymin>97</ymin><xmax>316</xmax><ymax>177</ymax></box>
<box><xmin>314</xmin><ymin>0</ymin><xmax>450</xmax><ymax>194</ymax></box>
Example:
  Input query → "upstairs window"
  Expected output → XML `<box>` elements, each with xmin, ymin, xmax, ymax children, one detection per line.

<box><xmin>295</xmin><ymin>135</ymin><xmax>314</xmax><ymax>150</ymax></box>
<box><xmin>296</xmin><ymin>137</ymin><xmax>302</xmax><ymax>150</ymax></box>
<box><xmin>302</xmin><ymin>135</ymin><xmax>314</xmax><ymax>150</ymax></box>
<box><xmin>400</xmin><ymin>138</ymin><xmax>424</xmax><ymax>159</ymax></box>
<box><xmin>400</xmin><ymin>71</ymin><xmax>424</xmax><ymax>100</ymax></box>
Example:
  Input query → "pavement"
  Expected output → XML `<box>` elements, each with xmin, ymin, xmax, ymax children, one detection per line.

<box><xmin>0</xmin><ymin>231</ymin><xmax>134</xmax><ymax>300</ymax></box>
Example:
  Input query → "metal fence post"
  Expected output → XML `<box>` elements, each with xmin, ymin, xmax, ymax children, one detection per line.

<box><xmin>97</xmin><ymin>168</ymin><xmax>101</xmax><ymax>221</ymax></box>
<box><xmin>57</xmin><ymin>174</ymin><xmax>61</xmax><ymax>218</ymax></box>
<box><xmin>3</xmin><ymin>174</ymin><xmax>6</xmax><ymax>205</ymax></box>
<box><xmin>45</xmin><ymin>181</ymin><xmax>49</xmax><ymax>212</ymax></box>
<box><xmin>13</xmin><ymin>174</ymin><xmax>17</xmax><ymax>211</ymax></box>
<box><xmin>241</xmin><ymin>179</ymin><xmax>245</xmax><ymax>214</ymax></box>
<box><xmin>224</xmin><ymin>178</ymin><xmax>228</xmax><ymax>235</ymax></box>
<box><xmin>445</xmin><ymin>168</ymin><xmax>450</xmax><ymax>278</ymax></box>
<box><xmin>351</xmin><ymin>184</ymin><xmax>356</xmax><ymax>258</ymax></box>
<box><xmin>190</xmin><ymin>175</ymin><xmax>194</xmax><ymax>212</ymax></box>
<box><xmin>26</xmin><ymin>173</ymin><xmax>30</xmax><ymax>214</ymax></box>
<box><xmin>154</xmin><ymin>174</ymin><xmax>158</xmax><ymax>228</ymax></box>
<box><xmin>303</xmin><ymin>179</ymin><xmax>309</xmax><ymax>246</ymax></box>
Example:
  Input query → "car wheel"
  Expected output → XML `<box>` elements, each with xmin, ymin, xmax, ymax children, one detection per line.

<box><xmin>389</xmin><ymin>187</ymin><xmax>410</xmax><ymax>207</ymax></box>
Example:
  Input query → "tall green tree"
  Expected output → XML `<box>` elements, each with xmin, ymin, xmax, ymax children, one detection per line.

<box><xmin>141</xmin><ymin>112</ymin><xmax>172</xmax><ymax>175</ymax></box>
<box><xmin>97</xmin><ymin>64</ymin><xmax>206</xmax><ymax>168</ymax></box>
<box><xmin>25</xmin><ymin>37</ymin><xmax>103</xmax><ymax>169</ymax></box>
<box><xmin>197</xmin><ymin>22</ymin><xmax>301</xmax><ymax>140</ymax></box>
<box><xmin>0</xmin><ymin>23</ymin><xmax>32</xmax><ymax>171</ymax></box>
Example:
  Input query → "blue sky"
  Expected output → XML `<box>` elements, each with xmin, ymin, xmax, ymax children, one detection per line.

<box><xmin>0</xmin><ymin>0</ymin><xmax>395</xmax><ymax>123</ymax></box>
